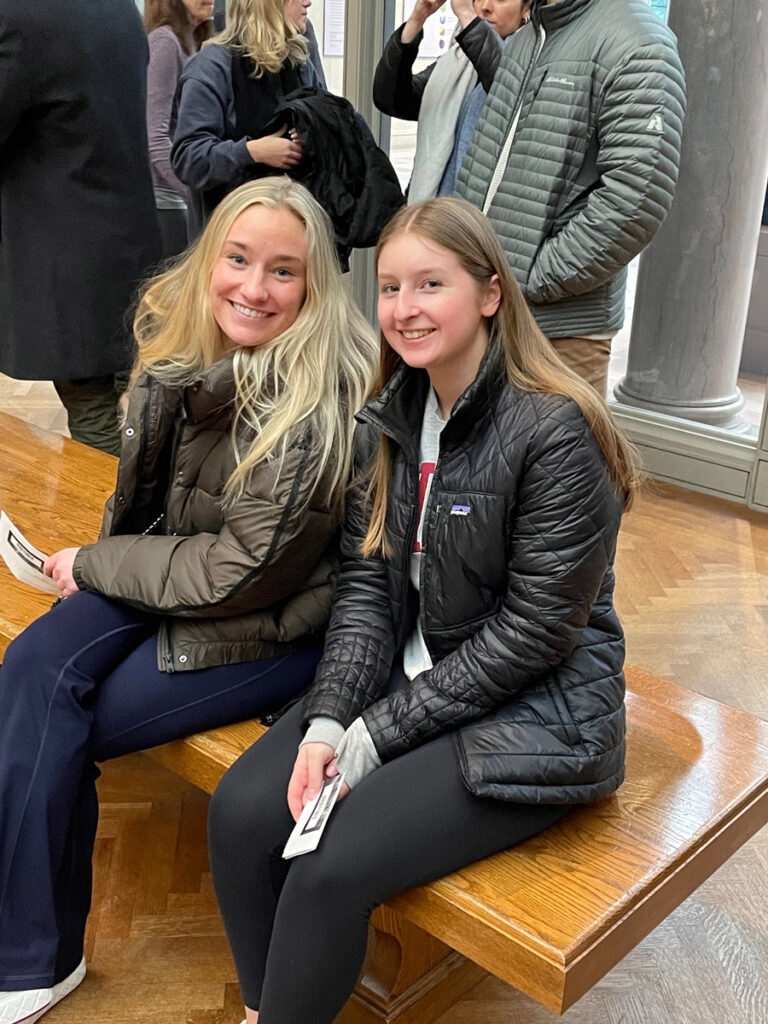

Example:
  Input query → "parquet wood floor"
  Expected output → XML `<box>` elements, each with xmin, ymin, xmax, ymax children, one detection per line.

<box><xmin>4</xmin><ymin>383</ymin><xmax>768</xmax><ymax>1024</ymax></box>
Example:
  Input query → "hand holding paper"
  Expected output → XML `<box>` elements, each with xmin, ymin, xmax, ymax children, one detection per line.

<box><xmin>0</xmin><ymin>511</ymin><xmax>59</xmax><ymax>594</ymax></box>
<box><xmin>43</xmin><ymin>547</ymin><xmax>80</xmax><ymax>597</ymax></box>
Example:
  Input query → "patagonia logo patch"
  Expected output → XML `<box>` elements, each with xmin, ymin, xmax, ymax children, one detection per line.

<box><xmin>450</xmin><ymin>504</ymin><xmax>471</xmax><ymax>516</ymax></box>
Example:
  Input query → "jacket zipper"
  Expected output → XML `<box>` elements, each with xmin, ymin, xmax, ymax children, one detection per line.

<box><xmin>415</xmin><ymin>434</ymin><xmax>445</xmax><ymax>664</ymax></box>
<box><xmin>161</xmin><ymin>398</ymin><xmax>188</xmax><ymax>535</ymax></box>
<box><xmin>483</xmin><ymin>24</ymin><xmax>547</xmax><ymax>215</ymax></box>
<box><xmin>158</xmin><ymin>394</ymin><xmax>187</xmax><ymax>673</ymax></box>
<box><xmin>160</xmin><ymin>621</ymin><xmax>175</xmax><ymax>672</ymax></box>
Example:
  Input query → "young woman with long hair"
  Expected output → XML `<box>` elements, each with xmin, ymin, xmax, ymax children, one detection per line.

<box><xmin>207</xmin><ymin>196</ymin><xmax>640</xmax><ymax>1024</ymax></box>
<box><xmin>171</xmin><ymin>0</ymin><xmax>319</xmax><ymax>235</ymax></box>
<box><xmin>0</xmin><ymin>178</ymin><xmax>377</xmax><ymax>1024</ymax></box>
<box><xmin>144</xmin><ymin>0</ymin><xmax>215</xmax><ymax>256</ymax></box>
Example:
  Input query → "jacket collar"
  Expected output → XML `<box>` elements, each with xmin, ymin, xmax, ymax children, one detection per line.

<box><xmin>358</xmin><ymin>340</ymin><xmax>507</xmax><ymax>459</ymax></box>
<box><xmin>185</xmin><ymin>352</ymin><xmax>237</xmax><ymax>424</ymax></box>
<box><xmin>531</xmin><ymin>0</ymin><xmax>593</xmax><ymax>32</ymax></box>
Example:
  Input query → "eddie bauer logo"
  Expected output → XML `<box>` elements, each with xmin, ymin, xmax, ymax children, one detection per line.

<box><xmin>647</xmin><ymin>113</ymin><xmax>664</xmax><ymax>133</ymax></box>
<box><xmin>547</xmin><ymin>75</ymin><xmax>575</xmax><ymax>87</ymax></box>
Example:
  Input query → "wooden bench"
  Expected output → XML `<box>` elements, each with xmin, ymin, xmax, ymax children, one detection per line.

<box><xmin>2</xmin><ymin>410</ymin><xmax>768</xmax><ymax>1023</ymax></box>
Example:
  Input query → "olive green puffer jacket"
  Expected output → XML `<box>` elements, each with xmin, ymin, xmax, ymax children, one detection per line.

<box><xmin>457</xmin><ymin>0</ymin><xmax>686</xmax><ymax>338</ymax></box>
<box><xmin>71</xmin><ymin>356</ymin><xmax>338</xmax><ymax>671</ymax></box>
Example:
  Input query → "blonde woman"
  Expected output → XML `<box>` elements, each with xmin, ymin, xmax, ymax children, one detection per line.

<box><xmin>207</xmin><ymin>196</ymin><xmax>639</xmax><ymax>1024</ymax></box>
<box><xmin>171</xmin><ymin>0</ymin><xmax>319</xmax><ymax>234</ymax></box>
<box><xmin>0</xmin><ymin>178</ymin><xmax>377</xmax><ymax>1024</ymax></box>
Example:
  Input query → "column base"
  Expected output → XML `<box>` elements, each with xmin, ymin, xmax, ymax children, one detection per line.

<box><xmin>613</xmin><ymin>378</ymin><xmax>751</xmax><ymax>433</ymax></box>
<box><xmin>337</xmin><ymin>906</ymin><xmax>486</xmax><ymax>1024</ymax></box>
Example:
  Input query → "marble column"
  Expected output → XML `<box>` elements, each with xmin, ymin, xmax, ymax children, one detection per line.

<box><xmin>615</xmin><ymin>0</ymin><xmax>768</xmax><ymax>429</ymax></box>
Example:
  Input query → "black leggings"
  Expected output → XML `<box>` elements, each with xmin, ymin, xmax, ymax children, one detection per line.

<box><xmin>208</xmin><ymin>701</ymin><xmax>568</xmax><ymax>1023</ymax></box>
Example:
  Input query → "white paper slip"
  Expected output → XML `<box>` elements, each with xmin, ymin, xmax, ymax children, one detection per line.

<box><xmin>283</xmin><ymin>773</ymin><xmax>346</xmax><ymax>859</ymax></box>
<box><xmin>0</xmin><ymin>511</ymin><xmax>59</xmax><ymax>594</ymax></box>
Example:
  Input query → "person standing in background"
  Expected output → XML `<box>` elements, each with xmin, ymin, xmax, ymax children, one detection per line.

<box><xmin>172</xmin><ymin>0</ymin><xmax>323</xmax><ymax>236</ymax></box>
<box><xmin>0</xmin><ymin>0</ymin><xmax>161</xmax><ymax>455</ymax></box>
<box><xmin>457</xmin><ymin>0</ymin><xmax>686</xmax><ymax>396</ymax></box>
<box><xmin>145</xmin><ymin>0</ymin><xmax>215</xmax><ymax>259</ymax></box>
<box><xmin>212</xmin><ymin>0</ymin><xmax>326</xmax><ymax>85</ymax></box>
<box><xmin>374</xmin><ymin>0</ymin><xmax>530</xmax><ymax>203</ymax></box>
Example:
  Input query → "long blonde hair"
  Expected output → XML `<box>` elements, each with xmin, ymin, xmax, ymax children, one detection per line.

<box><xmin>362</xmin><ymin>197</ymin><xmax>641</xmax><ymax>556</ymax></box>
<box><xmin>209</xmin><ymin>0</ymin><xmax>307</xmax><ymax>75</ymax></box>
<box><xmin>133</xmin><ymin>177</ymin><xmax>378</xmax><ymax>508</ymax></box>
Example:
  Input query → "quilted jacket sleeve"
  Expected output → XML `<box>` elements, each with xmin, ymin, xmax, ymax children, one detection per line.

<box><xmin>526</xmin><ymin>42</ymin><xmax>686</xmax><ymax>304</ymax></box>
<box><xmin>303</xmin><ymin>432</ymin><xmax>397</xmax><ymax>726</ymax></box>
<box><xmin>72</xmin><ymin>443</ymin><xmax>333</xmax><ymax>618</ymax></box>
<box><xmin>361</xmin><ymin>406</ymin><xmax>623</xmax><ymax>761</ymax></box>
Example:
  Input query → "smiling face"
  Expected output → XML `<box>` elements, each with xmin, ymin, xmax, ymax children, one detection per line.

<box><xmin>284</xmin><ymin>0</ymin><xmax>311</xmax><ymax>31</ymax></box>
<box><xmin>377</xmin><ymin>232</ymin><xmax>501</xmax><ymax>396</ymax></box>
<box><xmin>474</xmin><ymin>0</ymin><xmax>530</xmax><ymax>38</ymax></box>
<box><xmin>209</xmin><ymin>205</ymin><xmax>308</xmax><ymax>350</ymax></box>
<box><xmin>181</xmin><ymin>0</ymin><xmax>215</xmax><ymax>26</ymax></box>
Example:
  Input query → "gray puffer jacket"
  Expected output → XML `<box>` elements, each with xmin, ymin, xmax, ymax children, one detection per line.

<box><xmin>457</xmin><ymin>0</ymin><xmax>686</xmax><ymax>338</ymax></box>
<box><xmin>72</xmin><ymin>355</ymin><xmax>337</xmax><ymax>671</ymax></box>
<box><xmin>304</xmin><ymin>344</ymin><xmax>626</xmax><ymax>804</ymax></box>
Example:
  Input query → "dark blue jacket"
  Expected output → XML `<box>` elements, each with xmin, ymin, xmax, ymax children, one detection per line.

<box><xmin>170</xmin><ymin>43</ymin><xmax>321</xmax><ymax>234</ymax></box>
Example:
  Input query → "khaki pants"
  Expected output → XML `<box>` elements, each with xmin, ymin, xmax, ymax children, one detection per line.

<box><xmin>549</xmin><ymin>336</ymin><xmax>612</xmax><ymax>398</ymax></box>
<box><xmin>53</xmin><ymin>375</ymin><xmax>125</xmax><ymax>456</ymax></box>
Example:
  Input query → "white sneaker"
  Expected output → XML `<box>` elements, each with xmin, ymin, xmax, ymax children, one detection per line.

<box><xmin>0</xmin><ymin>959</ymin><xmax>86</xmax><ymax>1024</ymax></box>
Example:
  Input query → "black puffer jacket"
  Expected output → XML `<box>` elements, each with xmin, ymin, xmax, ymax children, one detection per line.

<box><xmin>263</xmin><ymin>88</ymin><xmax>404</xmax><ymax>268</ymax></box>
<box><xmin>304</xmin><ymin>344</ymin><xmax>626</xmax><ymax>804</ymax></box>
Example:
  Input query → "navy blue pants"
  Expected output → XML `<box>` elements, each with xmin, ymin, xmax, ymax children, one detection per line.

<box><xmin>0</xmin><ymin>591</ymin><xmax>321</xmax><ymax>991</ymax></box>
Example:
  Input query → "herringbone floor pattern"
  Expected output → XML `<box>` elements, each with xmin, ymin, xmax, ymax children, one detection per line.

<box><xmin>3</xmin><ymin>381</ymin><xmax>767</xmax><ymax>1024</ymax></box>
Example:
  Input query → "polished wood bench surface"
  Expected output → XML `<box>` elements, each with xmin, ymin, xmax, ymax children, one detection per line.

<box><xmin>144</xmin><ymin>666</ymin><xmax>768</xmax><ymax>1018</ymax></box>
<box><xmin>0</xmin><ymin>412</ymin><xmax>117</xmax><ymax>651</ymax></box>
<box><xmin>2</xmin><ymin>411</ymin><xmax>768</xmax><ymax>1021</ymax></box>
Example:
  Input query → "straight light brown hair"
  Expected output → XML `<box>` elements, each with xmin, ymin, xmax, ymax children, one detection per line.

<box><xmin>362</xmin><ymin>197</ymin><xmax>641</xmax><ymax>557</ymax></box>
<box><xmin>144</xmin><ymin>0</ymin><xmax>213</xmax><ymax>54</ymax></box>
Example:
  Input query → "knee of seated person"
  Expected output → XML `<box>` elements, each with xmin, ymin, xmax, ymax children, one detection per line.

<box><xmin>283</xmin><ymin>846</ymin><xmax>364</xmax><ymax>907</ymax></box>
<box><xmin>1</xmin><ymin>619</ymin><xmax>50</xmax><ymax>686</ymax></box>
<box><xmin>208</xmin><ymin>766</ymin><xmax>280</xmax><ymax>847</ymax></box>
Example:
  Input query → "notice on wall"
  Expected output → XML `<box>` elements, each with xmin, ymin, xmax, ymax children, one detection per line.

<box><xmin>323</xmin><ymin>0</ymin><xmax>346</xmax><ymax>56</ymax></box>
<box><xmin>403</xmin><ymin>1</ymin><xmax>459</xmax><ymax>59</ymax></box>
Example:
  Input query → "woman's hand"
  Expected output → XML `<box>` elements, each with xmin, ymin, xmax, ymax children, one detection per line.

<box><xmin>287</xmin><ymin>742</ymin><xmax>350</xmax><ymax>822</ymax></box>
<box><xmin>451</xmin><ymin>0</ymin><xmax>477</xmax><ymax>28</ymax></box>
<box><xmin>43</xmin><ymin>547</ymin><xmax>80</xmax><ymax>597</ymax></box>
<box><xmin>246</xmin><ymin>127</ymin><xmax>304</xmax><ymax>169</ymax></box>
<box><xmin>402</xmin><ymin>0</ymin><xmax>446</xmax><ymax>44</ymax></box>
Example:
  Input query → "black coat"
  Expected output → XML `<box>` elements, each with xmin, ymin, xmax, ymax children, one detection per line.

<box><xmin>305</xmin><ymin>344</ymin><xmax>627</xmax><ymax>804</ymax></box>
<box><xmin>0</xmin><ymin>0</ymin><xmax>160</xmax><ymax>380</ymax></box>
<box><xmin>263</xmin><ymin>89</ymin><xmax>404</xmax><ymax>267</ymax></box>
